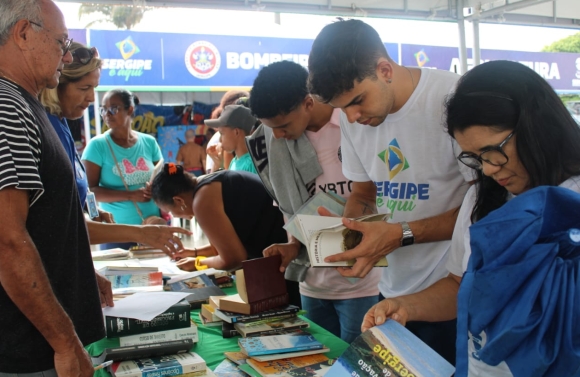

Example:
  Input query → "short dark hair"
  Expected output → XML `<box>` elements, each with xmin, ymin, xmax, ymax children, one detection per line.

<box><xmin>250</xmin><ymin>61</ymin><xmax>308</xmax><ymax>119</ymax></box>
<box><xmin>308</xmin><ymin>19</ymin><xmax>390</xmax><ymax>103</ymax></box>
<box><xmin>151</xmin><ymin>164</ymin><xmax>197</xmax><ymax>205</ymax></box>
<box><xmin>105</xmin><ymin>89</ymin><xmax>135</xmax><ymax>109</ymax></box>
<box><xmin>446</xmin><ymin>60</ymin><xmax>580</xmax><ymax>222</ymax></box>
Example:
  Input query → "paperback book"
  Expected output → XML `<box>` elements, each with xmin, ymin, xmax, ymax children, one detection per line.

<box><xmin>92</xmin><ymin>248</ymin><xmax>131</xmax><ymax>261</ymax></box>
<box><xmin>106</xmin><ymin>271</ymin><xmax>163</xmax><ymax>289</ymax></box>
<box><xmin>238</xmin><ymin>332</ymin><xmax>324</xmax><ymax>357</ymax></box>
<box><xmin>213</xmin><ymin>359</ymin><xmax>249</xmax><ymax>377</ymax></box>
<box><xmin>110</xmin><ymin>352</ymin><xmax>206</xmax><ymax>377</ymax></box>
<box><xmin>327</xmin><ymin>320</ymin><xmax>455</xmax><ymax>377</ymax></box>
<box><xmin>295</xmin><ymin>214</ymin><xmax>389</xmax><ymax>267</ymax></box>
<box><xmin>243</xmin><ymin>354</ymin><xmax>329</xmax><ymax>377</ymax></box>
<box><xmin>286</xmin><ymin>359</ymin><xmax>335</xmax><ymax>376</ymax></box>
<box><xmin>214</xmin><ymin>305</ymin><xmax>300</xmax><ymax>324</ymax></box>
<box><xmin>234</xmin><ymin>317</ymin><xmax>309</xmax><ymax>338</ymax></box>
<box><xmin>91</xmin><ymin>339</ymin><xmax>194</xmax><ymax>364</ymax></box>
<box><xmin>119</xmin><ymin>323</ymin><xmax>198</xmax><ymax>346</ymax></box>
<box><xmin>164</xmin><ymin>273</ymin><xmax>226</xmax><ymax>309</ymax></box>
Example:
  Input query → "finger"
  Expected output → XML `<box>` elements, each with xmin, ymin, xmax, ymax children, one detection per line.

<box><xmin>317</xmin><ymin>206</ymin><xmax>338</xmax><ymax>217</ymax></box>
<box><xmin>341</xmin><ymin>217</ymin><xmax>366</xmax><ymax>231</ymax></box>
<box><xmin>324</xmin><ymin>249</ymin><xmax>360</xmax><ymax>263</ymax></box>
<box><xmin>166</xmin><ymin>227</ymin><xmax>192</xmax><ymax>236</ymax></box>
<box><xmin>334</xmin><ymin>259</ymin><xmax>373</xmax><ymax>278</ymax></box>
<box><xmin>361</xmin><ymin>307</ymin><xmax>377</xmax><ymax>332</ymax></box>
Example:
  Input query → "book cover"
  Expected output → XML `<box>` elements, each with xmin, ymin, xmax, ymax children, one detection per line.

<box><xmin>110</xmin><ymin>352</ymin><xmax>206</xmax><ymax>377</ymax></box>
<box><xmin>327</xmin><ymin>320</ymin><xmax>455</xmax><ymax>377</ymax></box>
<box><xmin>286</xmin><ymin>359</ymin><xmax>335</xmax><ymax>376</ymax></box>
<box><xmin>296</xmin><ymin>214</ymin><xmax>389</xmax><ymax>267</ymax></box>
<box><xmin>213</xmin><ymin>359</ymin><xmax>249</xmax><ymax>377</ymax></box>
<box><xmin>165</xmin><ymin>274</ymin><xmax>226</xmax><ymax>309</ymax></box>
<box><xmin>233</xmin><ymin>255</ymin><xmax>289</xmax><ymax>315</ymax></box>
<box><xmin>245</xmin><ymin>354</ymin><xmax>328</xmax><ymax>377</ymax></box>
<box><xmin>105</xmin><ymin>300</ymin><xmax>191</xmax><ymax>338</ymax></box>
<box><xmin>119</xmin><ymin>323</ymin><xmax>198</xmax><ymax>346</ymax></box>
<box><xmin>107</xmin><ymin>271</ymin><xmax>163</xmax><ymax>289</ymax></box>
<box><xmin>234</xmin><ymin>317</ymin><xmax>309</xmax><ymax>338</ymax></box>
<box><xmin>238</xmin><ymin>332</ymin><xmax>324</xmax><ymax>356</ymax></box>
<box><xmin>284</xmin><ymin>191</ymin><xmax>347</xmax><ymax>245</ymax></box>
<box><xmin>214</xmin><ymin>306</ymin><xmax>300</xmax><ymax>324</ymax></box>
<box><xmin>92</xmin><ymin>339</ymin><xmax>195</xmax><ymax>364</ymax></box>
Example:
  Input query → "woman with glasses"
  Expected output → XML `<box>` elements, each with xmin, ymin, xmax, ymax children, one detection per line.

<box><xmin>361</xmin><ymin>60</ymin><xmax>580</xmax><ymax>376</ymax></box>
<box><xmin>41</xmin><ymin>42</ymin><xmax>189</xmax><ymax>254</ymax></box>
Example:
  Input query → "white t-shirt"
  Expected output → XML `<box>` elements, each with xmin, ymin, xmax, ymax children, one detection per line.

<box><xmin>340</xmin><ymin>68</ymin><xmax>473</xmax><ymax>298</ymax></box>
<box><xmin>300</xmin><ymin>109</ymin><xmax>382</xmax><ymax>300</ymax></box>
<box><xmin>205</xmin><ymin>131</ymin><xmax>221</xmax><ymax>172</ymax></box>
<box><xmin>446</xmin><ymin>175</ymin><xmax>580</xmax><ymax>376</ymax></box>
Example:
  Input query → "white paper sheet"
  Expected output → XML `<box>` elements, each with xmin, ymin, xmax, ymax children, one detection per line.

<box><xmin>102</xmin><ymin>291</ymin><xmax>191</xmax><ymax>321</ymax></box>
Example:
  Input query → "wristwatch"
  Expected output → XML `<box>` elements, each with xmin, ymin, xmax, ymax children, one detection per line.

<box><xmin>399</xmin><ymin>221</ymin><xmax>415</xmax><ymax>247</ymax></box>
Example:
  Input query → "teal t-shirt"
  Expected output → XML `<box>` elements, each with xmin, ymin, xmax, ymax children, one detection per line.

<box><xmin>81</xmin><ymin>131</ymin><xmax>162</xmax><ymax>225</ymax></box>
<box><xmin>228</xmin><ymin>152</ymin><xmax>258</xmax><ymax>174</ymax></box>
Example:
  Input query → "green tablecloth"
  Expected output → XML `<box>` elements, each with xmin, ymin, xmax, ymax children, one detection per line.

<box><xmin>88</xmin><ymin>287</ymin><xmax>349</xmax><ymax>376</ymax></box>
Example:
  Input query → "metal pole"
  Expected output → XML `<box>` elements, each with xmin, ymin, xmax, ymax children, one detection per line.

<box><xmin>94</xmin><ymin>93</ymin><xmax>102</xmax><ymax>135</ymax></box>
<box><xmin>473</xmin><ymin>19</ymin><xmax>481</xmax><ymax>67</ymax></box>
<box><xmin>457</xmin><ymin>0</ymin><xmax>468</xmax><ymax>74</ymax></box>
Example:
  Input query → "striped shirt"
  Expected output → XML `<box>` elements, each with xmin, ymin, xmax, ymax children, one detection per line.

<box><xmin>0</xmin><ymin>78</ymin><xmax>44</xmax><ymax>205</ymax></box>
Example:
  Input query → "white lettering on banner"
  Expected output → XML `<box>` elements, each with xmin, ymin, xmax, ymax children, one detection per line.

<box><xmin>102</xmin><ymin>59</ymin><xmax>153</xmax><ymax>70</ymax></box>
<box><xmin>226</xmin><ymin>52</ymin><xmax>309</xmax><ymax>70</ymax></box>
<box><xmin>449</xmin><ymin>58</ymin><xmax>561</xmax><ymax>80</ymax></box>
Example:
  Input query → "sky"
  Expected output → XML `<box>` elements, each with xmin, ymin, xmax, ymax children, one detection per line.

<box><xmin>55</xmin><ymin>2</ymin><xmax>579</xmax><ymax>52</ymax></box>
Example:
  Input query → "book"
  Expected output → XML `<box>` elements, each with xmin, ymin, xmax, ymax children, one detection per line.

<box><xmin>249</xmin><ymin>347</ymin><xmax>330</xmax><ymax>362</ymax></box>
<box><xmin>244</xmin><ymin>354</ymin><xmax>328</xmax><ymax>377</ymax></box>
<box><xmin>222</xmin><ymin>321</ymin><xmax>240</xmax><ymax>338</ymax></box>
<box><xmin>229</xmin><ymin>255</ymin><xmax>289</xmax><ymax>315</ymax></box>
<box><xmin>129</xmin><ymin>246</ymin><xmax>167</xmax><ymax>259</ymax></box>
<box><xmin>99</xmin><ymin>265</ymin><xmax>159</xmax><ymax>274</ymax></box>
<box><xmin>110</xmin><ymin>352</ymin><xmax>206</xmax><ymax>377</ymax></box>
<box><xmin>234</xmin><ymin>317</ymin><xmax>309</xmax><ymax>338</ymax></box>
<box><xmin>213</xmin><ymin>359</ymin><xmax>249</xmax><ymax>377</ymax></box>
<box><xmin>284</xmin><ymin>191</ymin><xmax>347</xmax><ymax>245</ymax></box>
<box><xmin>224</xmin><ymin>351</ymin><xmax>248</xmax><ymax>366</ymax></box>
<box><xmin>164</xmin><ymin>273</ymin><xmax>226</xmax><ymax>309</ymax></box>
<box><xmin>198</xmin><ymin>311</ymin><xmax>222</xmax><ymax>327</ymax></box>
<box><xmin>327</xmin><ymin>320</ymin><xmax>455</xmax><ymax>377</ymax></box>
<box><xmin>92</xmin><ymin>248</ymin><xmax>131</xmax><ymax>261</ymax></box>
<box><xmin>295</xmin><ymin>214</ymin><xmax>390</xmax><ymax>267</ymax></box>
<box><xmin>209</xmin><ymin>295</ymin><xmax>228</xmax><ymax>310</ymax></box>
<box><xmin>214</xmin><ymin>305</ymin><xmax>300</xmax><ymax>324</ymax></box>
<box><xmin>119</xmin><ymin>323</ymin><xmax>198</xmax><ymax>346</ymax></box>
<box><xmin>91</xmin><ymin>339</ymin><xmax>195</xmax><ymax>364</ymax></box>
<box><xmin>238</xmin><ymin>332</ymin><xmax>324</xmax><ymax>357</ymax></box>
<box><xmin>286</xmin><ymin>359</ymin><xmax>335</xmax><ymax>376</ymax></box>
<box><xmin>166</xmin><ymin>269</ymin><xmax>229</xmax><ymax>284</ymax></box>
<box><xmin>106</xmin><ymin>271</ymin><xmax>164</xmax><ymax>289</ymax></box>
<box><xmin>201</xmin><ymin>303</ymin><xmax>222</xmax><ymax>323</ymax></box>
<box><xmin>105</xmin><ymin>300</ymin><xmax>191</xmax><ymax>338</ymax></box>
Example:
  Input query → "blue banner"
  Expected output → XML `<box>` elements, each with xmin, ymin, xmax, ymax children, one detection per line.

<box><xmin>88</xmin><ymin>29</ymin><xmax>399</xmax><ymax>89</ymax></box>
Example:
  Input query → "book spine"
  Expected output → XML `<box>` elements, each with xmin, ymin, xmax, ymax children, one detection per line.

<box><xmin>141</xmin><ymin>362</ymin><xmax>205</xmax><ymax>377</ymax></box>
<box><xmin>231</xmin><ymin>308</ymin><xmax>300</xmax><ymax>323</ymax></box>
<box><xmin>249</xmin><ymin>293</ymin><xmax>289</xmax><ymax>314</ymax></box>
<box><xmin>242</xmin><ymin>325</ymin><xmax>308</xmax><ymax>338</ymax></box>
<box><xmin>247</xmin><ymin>344</ymin><xmax>322</xmax><ymax>357</ymax></box>
<box><xmin>106</xmin><ymin>305</ymin><xmax>191</xmax><ymax>338</ymax></box>
<box><xmin>119</xmin><ymin>326</ymin><xmax>198</xmax><ymax>346</ymax></box>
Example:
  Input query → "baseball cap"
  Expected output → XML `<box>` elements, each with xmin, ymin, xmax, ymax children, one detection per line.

<box><xmin>204</xmin><ymin>105</ymin><xmax>256</xmax><ymax>134</ymax></box>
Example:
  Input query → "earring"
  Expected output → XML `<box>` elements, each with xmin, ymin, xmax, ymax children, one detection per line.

<box><xmin>387</xmin><ymin>79</ymin><xmax>392</xmax><ymax>83</ymax></box>
<box><xmin>181</xmin><ymin>205</ymin><xmax>186</xmax><ymax>211</ymax></box>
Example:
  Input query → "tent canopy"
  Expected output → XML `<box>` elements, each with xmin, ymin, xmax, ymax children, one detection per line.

<box><xmin>58</xmin><ymin>0</ymin><xmax>580</xmax><ymax>29</ymax></box>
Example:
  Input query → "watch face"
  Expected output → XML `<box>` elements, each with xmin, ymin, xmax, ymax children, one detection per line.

<box><xmin>401</xmin><ymin>236</ymin><xmax>415</xmax><ymax>246</ymax></box>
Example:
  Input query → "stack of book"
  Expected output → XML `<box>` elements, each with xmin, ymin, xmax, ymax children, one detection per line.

<box><xmin>109</xmin><ymin>352</ymin><xmax>218</xmax><ymax>377</ymax></box>
<box><xmin>105</xmin><ymin>299</ymin><xmax>199</xmax><ymax>347</ymax></box>
<box><xmin>213</xmin><ymin>304</ymin><xmax>304</xmax><ymax>338</ymax></box>
<box><xmin>99</xmin><ymin>266</ymin><xmax>165</xmax><ymax>298</ymax></box>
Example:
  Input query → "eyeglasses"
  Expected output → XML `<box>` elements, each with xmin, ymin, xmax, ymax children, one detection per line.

<box><xmin>71</xmin><ymin>47</ymin><xmax>99</xmax><ymax>65</ymax></box>
<box><xmin>100</xmin><ymin>106</ymin><xmax>124</xmax><ymax>117</ymax></box>
<box><xmin>29</xmin><ymin>20</ymin><xmax>73</xmax><ymax>56</ymax></box>
<box><xmin>457</xmin><ymin>131</ymin><xmax>515</xmax><ymax>170</ymax></box>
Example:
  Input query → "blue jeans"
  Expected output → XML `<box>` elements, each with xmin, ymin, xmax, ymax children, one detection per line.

<box><xmin>301</xmin><ymin>294</ymin><xmax>379</xmax><ymax>344</ymax></box>
<box><xmin>0</xmin><ymin>369</ymin><xmax>57</xmax><ymax>377</ymax></box>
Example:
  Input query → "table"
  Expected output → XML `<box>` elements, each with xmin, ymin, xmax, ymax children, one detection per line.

<box><xmin>88</xmin><ymin>286</ymin><xmax>349</xmax><ymax>376</ymax></box>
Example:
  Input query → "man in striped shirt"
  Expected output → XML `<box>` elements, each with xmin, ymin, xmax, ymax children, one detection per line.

<box><xmin>0</xmin><ymin>1</ymin><xmax>108</xmax><ymax>376</ymax></box>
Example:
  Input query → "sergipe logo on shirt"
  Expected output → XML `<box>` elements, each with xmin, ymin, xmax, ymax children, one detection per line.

<box><xmin>378</xmin><ymin>138</ymin><xmax>409</xmax><ymax>180</ymax></box>
<box><xmin>375</xmin><ymin>139</ymin><xmax>430</xmax><ymax>216</ymax></box>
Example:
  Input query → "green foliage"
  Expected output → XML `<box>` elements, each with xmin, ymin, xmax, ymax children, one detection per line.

<box><xmin>79</xmin><ymin>3</ymin><xmax>149</xmax><ymax>30</ymax></box>
<box><xmin>542</xmin><ymin>32</ymin><xmax>580</xmax><ymax>53</ymax></box>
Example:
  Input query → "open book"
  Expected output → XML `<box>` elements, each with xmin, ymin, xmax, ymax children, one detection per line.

<box><xmin>295</xmin><ymin>214</ymin><xmax>389</xmax><ymax>267</ymax></box>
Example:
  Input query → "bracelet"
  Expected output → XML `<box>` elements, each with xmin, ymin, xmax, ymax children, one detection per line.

<box><xmin>194</xmin><ymin>256</ymin><xmax>208</xmax><ymax>271</ymax></box>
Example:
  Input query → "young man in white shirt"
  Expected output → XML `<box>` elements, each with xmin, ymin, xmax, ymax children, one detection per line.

<box><xmin>308</xmin><ymin>19</ymin><xmax>472</xmax><ymax>362</ymax></box>
<box><xmin>249</xmin><ymin>60</ymin><xmax>381</xmax><ymax>343</ymax></box>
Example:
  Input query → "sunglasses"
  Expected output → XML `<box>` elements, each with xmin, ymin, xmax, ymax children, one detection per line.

<box><xmin>100</xmin><ymin>106</ymin><xmax>125</xmax><ymax>117</ymax></box>
<box><xmin>71</xmin><ymin>47</ymin><xmax>99</xmax><ymax>65</ymax></box>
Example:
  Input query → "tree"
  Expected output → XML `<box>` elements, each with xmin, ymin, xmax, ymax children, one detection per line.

<box><xmin>542</xmin><ymin>32</ymin><xmax>580</xmax><ymax>53</ymax></box>
<box><xmin>78</xmin><ymin>1</ymin><xmax>149</xmax><ymax>30</ymax></box>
